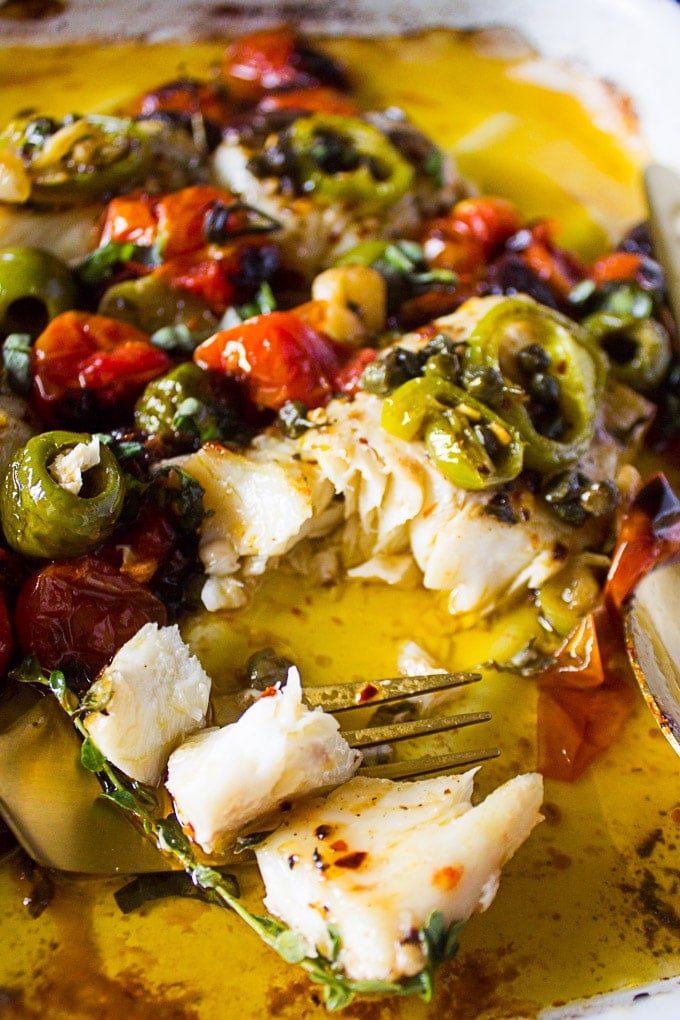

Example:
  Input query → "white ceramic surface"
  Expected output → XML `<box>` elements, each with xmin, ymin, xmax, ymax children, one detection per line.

<box><xmin>2</xmin><ymin>2</ymin><xmax>679</xmax><ymax>1016</ymax></box>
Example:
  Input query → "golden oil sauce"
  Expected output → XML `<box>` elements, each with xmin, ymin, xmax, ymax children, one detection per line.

<box><xmin>1</xmin><ymin>29</ymin><xmax>679</xmax><ymax>1020</ymax></box>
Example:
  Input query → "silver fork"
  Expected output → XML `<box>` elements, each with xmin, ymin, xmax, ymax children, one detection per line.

<box><xmin>304</xmin><ymin>671</ymin><xmax>498</xmax><ymax>779</ymax></box>
<box><xmin>0</xmin><ymin>671</ymin><xmax>497</xmax><ymax>875</ymax></box>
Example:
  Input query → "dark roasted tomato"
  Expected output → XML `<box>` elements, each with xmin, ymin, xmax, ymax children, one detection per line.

<box><xmin>422</xmin><ymin>197</ymin><xmax>522</xmax><ymax>279</ymax></box>
<box><xmin>222</xmin><ymin>28</ymin><xmax>349</xmax><ymax>103</ymax></box>
<box><xmin>31</xmin><ymin>310</ymin><xmax>171</xmax><ymax>428</ymax></box>
<box><xmin>606</xmin><ymin>472</ymin><xmax>680</xmax><ymax>611</ymax></box>
<box><xmin>16</xmin><ymin>557</ymin><xmax>167</xmax><ymax>683</ymax></box>
<box><xmin>127</xmin><ymin>77</ymin><xmax>234</xmax><ymax>127</ymax></box>
<box><xmin>256</xmin><ymin>86</ymin><xmax>359</xmax><ymax>116</ymax></box>
<box><xmin>193</xmin><ymin>309</ymin><xmax>351</xmax><ymax>410</ymax></box>
<box><xmin>100</xmin><ymin>185</ymin><xmax>240</xmax><ymax>257</ymax></box>
<box><xmin>156</xmin><ymin>241</ymin><xmax>280</xmax><ymax>315</ymax></box>
<box><xmin>0</xmin><ymin>593</ymin><xmax>13</xmax><ymax>679</ymax></box>
<box><xmin>499</xmin><ymin>220</ymin><xmax>586</xmax><ymax>305</ymax></box>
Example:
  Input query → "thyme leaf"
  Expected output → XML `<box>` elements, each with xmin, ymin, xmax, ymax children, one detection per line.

<box><xmin>31</xmin><ymin>658</ymin><xmax>465</xmax><ymax>1010</ymax></box>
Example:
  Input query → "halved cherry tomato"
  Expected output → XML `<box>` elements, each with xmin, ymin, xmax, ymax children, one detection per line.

<box><xmin>194</xmin><ymin>310</ymin><xmax>349</xmax><ymax>410</ymax></box>
<box><xmin>100</xmin><ymin>185</ymin><xmax>239</xmax><ymax>258</ymax></box>
<box><xmin>590</xmin><ymin>251</ymin><xmax>644</xmax><ymax>285</ymax></box>
<box><xmin>222</xmin><ymin>28</ymin><xmax>349</xmax><ymax>103</ymax></box>
<box><xmin>31</xmin><ymin>310</ymin><xmax>171</xmax><ymax>425</ymax></box>
<box><xmin>15</xmin><ymin>557</ymin><xmax>167</xmax><ymax>680</ymax></box>
<box><xmin>127</xmin><ymin>77</ymin><xmax>234</xmax><ymax>126</ymax></box>
<box><xmin>99</xmin><ymin>193</ymin><xmax>157</xmax><ymax>248</ymax></box>
<box><xmin>111</xmin><ymin>506</ymin><xmax>178</xmax><ymax>585</ymax></box>
<box><xmin>519</xmin><ymin>220</ymin><xmax>587</xmax><ymax>301</ymax></box>
<box><xmin>537</xmin><ymin>608</ymin><xmax>636</xmax><ymax>781</ymax></box>
<box><xmin>421</xmin><ymin>198</ymin><xmax>521</xmax><ymax>286</ymax></box>
<box><xmin>606</xmin><ymin>473</ymin><xmax>680</xmax><ymax>612</ymax></box>
<box><xmin>445</xmin><ymin>197</ymin><xmax>523</xmax><ymax>259</ymax></box>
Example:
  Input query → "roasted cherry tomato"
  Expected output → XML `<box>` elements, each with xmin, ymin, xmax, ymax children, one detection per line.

<box><xmin>15</xmin><ymin>557</ymin><xmax>167</xmax><ymax>680</ymax></box>
<box><xmin>127</xmin><ymin>77</ymin><xmax>234</xmax><ymax>127</ymax></box>
<box><xmin>257</xmin><ymin>86</ymin><xmax>358</xmax><ymax>116</ymax></box>
<box><xmin>100</xmin><ymin>185</ymin><xmax>240</xmax><ymax>257</ymax></box>
<box><xmin>31</xmin><ymin>310</ymin><xmax>171</xmax><ymax>426</ymax></box>
<box><xmin>444</xmin><ymin>197</ymin><xmax>523</xmax><ymax>259</ymax></box>
<box><xmin>193</xmin><ymin>310</ymin><xmax>349</xmax><ymax>410</ymax></box>
<box><xmin>606</xmin><ymin>473</ymin><xmax>680</xmax><ymax>612</ymax></box>
<box><xmin>222</xmin><ymin>28</ymin><xmax>349</xmax><ymax>103</ymax></box>
<box><xmin>537</xmin><ymin>608</ymin><xmax>636</xmax><ymax>781</ymax></box>
<box><xmin>590</xmin><ymin>251</ymin><xmax>645</xmax><ymax>285</ymax></box>
<box><xmin>422</xmin><ymin>196</ymin><xmax>522</xmax><ymax>283</ymax></box>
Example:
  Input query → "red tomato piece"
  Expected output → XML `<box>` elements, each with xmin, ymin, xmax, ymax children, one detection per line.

<box><xmin>223</xmin><ymin>28</ymin><xmax>299</xmax><ymax>102</ymax></box>
<box><xmin>222</xmin><ymin>28</ymin><xmax>349</xmax><ymax>103</ymax></box>
<box><xmin>537</xmin><ymin>608</ymin><xmax>636</xmax><ymax>781</ymax></box>
<box><xmin>257</xmin><ymin>86</ymin><xmax>358</xmax><ymax>116</ymax></box>
<box><xmin>127</xmin><ymin>78</ymin><xmax>234</xmax><ymax>126</ymax></box>
<box><xmin>447</xmin><ymin>197</ymin><xmax>523</xmax><ymax>259</ymax></box>
<box><xmin>99</xmin><ymin>193</ymin><xmax>158</xmax><ymax>248</ymax></box>
<box><xmin>155</xmin><ymin>185</ymin><xmax>238</xmax><ymax>258</ymax></box>
<box><xmin>31</xmin><ymin>311</ymin><xmax>171</xmax><ymax>423</ymax></box>
<box><xmin>193</xmin><ymin>310</ymin><xmax>347</xmax><ymax>410</ymax></box>
<box><xmin>536</xmin><ymin>682</ymin><xmax>635</xmax><ymax>782</ymax></box>
<box><xmin>111</xmin><ymin>506</ymin><xmax>178</xmax><ymax>585</ymax></box>
<box><xmin>157</xmin><ymin>253</ymin><xmax>238</xmax><ymax>314</ymax></box>
<box><xmin>15</xmin><ymin>558</ymin><xmax>167</xmax><ymax>679</ymax></box>
<box><xmin>606</xmin><ymin>473</ymin><xmax>680</xmax><ymax>612</ymax></box>
<box><xmin>519</xmin><ymin>220</ymin><xmax>587</xmax><ymax>300</ymax></box>
<box><xmin>333</xmin><ymin>346</ymin><xmax>377</xmax><ymax>395</ymax></box>
<box><xmin>100</xmin><ymin>185</ymin><xmax>239</xmax><ymax>258</ymax></box>
<box><xmin>590</xmin><ymin>251</ymin><xmax>643</xmax><ymax>285</ymax></box>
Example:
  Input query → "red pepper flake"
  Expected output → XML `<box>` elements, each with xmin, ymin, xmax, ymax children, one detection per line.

<box><xmin>433</xmin><ymin>864</ymin><xmax>464</xmax><ymax>891</ymax></box>
<box><xmin>357</xmin><ymin>682</ymin><xmax>380</xmax><ymax>704</ymax></box>
<box><xmin>330</xmin><ymin>839</ymin><xmax>348</xmax><ymax>853</ymax></box>
<box><xmin>334</xmin><ymin>851</ymin><xmax>367</xmax><ymax>870</ymax></box>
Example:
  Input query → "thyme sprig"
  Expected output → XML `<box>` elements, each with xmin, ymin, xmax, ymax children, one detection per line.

<box><xmin>15</xmin><ymin>659</ymin><xmax>464</xmax><ymax>1010</ymax></box>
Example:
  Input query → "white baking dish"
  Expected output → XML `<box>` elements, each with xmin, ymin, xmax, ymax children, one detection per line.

<box><xmin>2</xmin><ymin>2</ymin><xmax>679</xmax><ymax>1017</ymax></box>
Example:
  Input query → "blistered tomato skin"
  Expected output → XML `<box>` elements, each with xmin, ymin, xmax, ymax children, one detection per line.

<box><xmin>0</xmin><ymin>431</ymin><xmax>125</xmax><ymax>560</ymax></box>
<box><xmin>194</xmin><ymin>310</ymin><xmax>348</xmax><ymax>411</ymax></box>
<box><xmin>31</xmin><ymin>310</ymin><xmax>171</xmax><ymax>427</ymax></box>
<box><xmin>15</xmin><ymin>558</ymin><xmax>168</xmax><ymax>680</ymax></box>
<box><xmin>223</xmin><ymin>28</ymin><xmax>350</xmax><ymax>103</ymax></box>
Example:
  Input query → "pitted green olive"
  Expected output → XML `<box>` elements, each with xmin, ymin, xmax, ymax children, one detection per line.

<box><xmin>0</xmin><ymin>430</ymin><xmax>125</xmax><ymax>559</ymax></box>
<box><xmin>98</xmin><ymin>274</ymin><xmax>217</xmax><ymax>335</ymax></box>
<box><xmin>0</xmin><ymin>246</ymin><xmax>77</xmax><ymax>337</ymax></box>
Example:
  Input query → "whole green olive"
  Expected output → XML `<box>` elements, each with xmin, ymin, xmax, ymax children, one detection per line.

<box><xmin>0</xmin><ymin>430</ymin><xmax>125</xmax><ymax>559</ymax></box>
<box><xmin>0</xmin><ymin>246</ymin><xmax>78</xmax><ymax>337</ymax></box>
<box><xmin>135</xmin><ymin>361</ymin><xmax>234</xmax><ymax>446</ymax></box>
<box><xmin>98</xmin><ymin>273</ymin><xmax>217</xmax><ymax>335</ymax></box>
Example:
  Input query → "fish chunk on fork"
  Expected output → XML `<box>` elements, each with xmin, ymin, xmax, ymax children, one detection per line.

<box><xmin>0</xmin><ymin>668</ymin><xmax>497</xmax><ymax>875</ymax></box>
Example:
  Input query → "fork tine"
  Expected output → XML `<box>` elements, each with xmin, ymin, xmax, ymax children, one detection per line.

<box><xmin>302</xmin><ymin>671</ymin><xmax>482</xmax><ymax>713</ymax></box>
<box><xmin>343</xmin><ymin>710</ymin><xmax>492</xmax><ymax>749</ymax></box>
<box><xmin>358</xmin><ymin>746</ymin><xmax>500</xmax><ymax>781</ymax></box>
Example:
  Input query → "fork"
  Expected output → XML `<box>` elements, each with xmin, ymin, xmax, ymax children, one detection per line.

<box><xmin>0</xmin><ymin>670</ymin><xmax>497</xmax><ymax>875</ymax></box>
